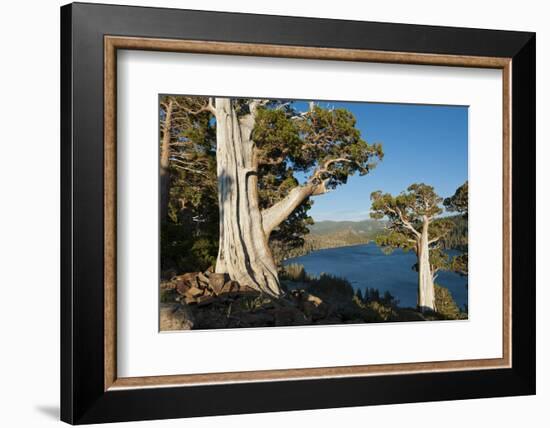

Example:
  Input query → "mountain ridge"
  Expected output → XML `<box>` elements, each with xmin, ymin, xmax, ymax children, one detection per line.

<box><xmin>308</xmin><ymin>219</ymin><xmax>386</xmax><ymax>236</ymax></box>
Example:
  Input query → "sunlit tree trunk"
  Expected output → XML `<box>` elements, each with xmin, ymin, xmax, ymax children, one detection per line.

<box><xmin>417</xmin><ymin>217</ymin><xmax>436</xmax><ymax>312</ymax></box>
<box><xmin>214</xmin><ymin>98</ymin><xmax>282</xmax><ymax>297</ymax></box>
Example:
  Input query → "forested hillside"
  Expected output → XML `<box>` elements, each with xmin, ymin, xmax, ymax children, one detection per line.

<box><xmin>274</xmin><ymin>219</ymin><xmax>386</xmax><ymax>261</ymax></box>
<box><xmin>439</xmin><ymin>215</ymin><xmax>468</xmax><ymax>251</ymax></box>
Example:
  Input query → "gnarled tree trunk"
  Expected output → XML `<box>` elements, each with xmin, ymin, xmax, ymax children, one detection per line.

<box><xmin>417</xmin><ymin>218</ymin><xmax>436</xmax><ymax>312</ymax></box>
<box><xmin>214</xmin><ymin>98</ymin><xmax>282</xmax><ymax>297</ymax></box>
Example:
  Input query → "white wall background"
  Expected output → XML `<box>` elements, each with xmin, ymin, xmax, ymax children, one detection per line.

<box><xmin>0</xmin><ymin>1</ymin><xmax>546</xmax><ymax>427</ymax></box>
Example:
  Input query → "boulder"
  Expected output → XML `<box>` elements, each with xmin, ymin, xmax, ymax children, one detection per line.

<box><xmin>174</xmin><ymin>272</ymin><xmax>200</xmax><ymax>295</ymax></box>
<box><xmin>220</xmin><ymin>280</ymin><xmax>240</xmax><ymax>295</ymax></box>
<box><xmin>197</xmin><ymin>272</ymin><xmax>209</xmax><ymax>287</ymax></box>
<box><xmin>159</xmin><ymin>303</ymin><xmax>194</xmax><ymax>331</ymax></box>
<box><xmin>160</xmin><ymin>280</ymin><xmax>176</xmax><ymax>291</ymax></box>
<box><xmin>305</xmin><ymin>293</ymin><xmax>323</xmax><ymax>306</ymax></box>
<box><xmin>187</xmin><ymin>286</ymin><xmax>204</xmax><ymax>298</ymax></box>
<box><xmin>287</xmin><ymin>290</ymin><xmax>327</xmax><ymax>321</ymax></box>
<box><xmin>208</xmin><ymin>273</ymin><xmax>229</xmax><ymax>295</ymax></box>
<box><xmin>302</xmin><ymin>294</ymin><xmax>327</xmax><ymax>321</ymax></box>
<box><xmin>179</xmin><ymin>286</ymin><xmax>204</xmax><ymax>304</ymax></box>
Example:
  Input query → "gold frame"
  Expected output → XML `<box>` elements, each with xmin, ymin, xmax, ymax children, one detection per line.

<box><xmin>104</xmin><ymin>36</ymin><xmax>512</xmax><ymax>391</ymax></box>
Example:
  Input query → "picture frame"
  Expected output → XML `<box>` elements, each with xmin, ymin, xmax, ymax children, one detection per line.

<box><xmin>61</xmin><ymin>2</ymin><xmax>535</xmax><ymax>424</ymax></box>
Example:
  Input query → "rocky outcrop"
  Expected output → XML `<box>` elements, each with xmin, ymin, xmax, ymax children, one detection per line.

<box><xmin>169</xmin><ymin>271</ymin><xmax>258</xmax><ymax>306</ymax></box>
<box><xmin>160</xmin><ymin>302</ymin><xmax>195</xmax><ymax>331</ymax></box>
<box><xmin>159</xmin><ymin>269</ymin><xmax>427</xmax><ymax>331</ymax></box>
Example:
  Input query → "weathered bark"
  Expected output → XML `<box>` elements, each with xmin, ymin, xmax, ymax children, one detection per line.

<box><xmin>417</xmin><ymin>218</ymin><xmax>436</xmax><ymax>312</ymax></box>
<box><xmin>160</xmin><ymin>99</ymin><xmax>174</xmax><ymax>223</ymax></box>
<box><xmin>214</xmin><ymin>98</ymin><xmax>282</xmax><ymax>297</ymax></box>
<box><xmin>262</xmin><ymin>182</ymin><xmax>324</xmax><ymax>238</ymax></box>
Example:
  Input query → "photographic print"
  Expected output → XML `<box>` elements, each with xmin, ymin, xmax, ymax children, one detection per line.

<box><xmin>159</xmin><ymin>96</ymin><xmax>469</xmax><ymax>331</ymax></box>
<box><xmin>62</xmin><ymin>7</ymin><xmax>534</xmax><ymax>422</ymax></box>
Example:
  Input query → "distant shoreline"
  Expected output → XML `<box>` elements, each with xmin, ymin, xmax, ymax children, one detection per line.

<box><xmin>283</xmin><ymin>241</ymin><xmax>374</xmax><ymax>262</ymax></box>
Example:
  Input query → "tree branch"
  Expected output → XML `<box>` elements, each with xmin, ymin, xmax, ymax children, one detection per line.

<box><xmin>258</xmin><ymin>154</ymin><xmax>285</xmax><ymax>166</ymax></box>
<box><xmin>261</xmin><ymin>183</ymin><xmax>320</xmax><ymax>237</ymax></box>
<box><xmin>174</xmin><ymin>98</ymin><xmax>216</xmax><ymax>117</ymax></box>
<box><xmin>307</xmin><ymin>157</ymin><xmax>354</xmax><ymax>185</ymax></box>
<box><xmin>396</xmin><ymin>207</ymin><xmax>421</xmax><ymax>238</ymax></box>
<box><xmin>249</xmin><ymin>99</ymin><xmax>269</xmax><ymax>116</ymax></box>
<box><xmin>383</xmin><ymin>204</ymin><xmax>421</xmax><ymax>238</ymax></box>
<box><xmin>428</xmin><ymin>235</ymin><xmax>444</xmax><ymax>244</ymax></box>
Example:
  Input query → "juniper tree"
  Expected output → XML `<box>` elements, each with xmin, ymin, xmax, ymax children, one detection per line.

<box><xmin>171</xmin><ymin>97</ymin><xmax>383</xmax><ymax>297</ymax></box>
<box><xmin>159</xmin><ymin>96</ymin><xmax>218</xmax><ymax>274</ymax></box>
<box><xmin>370</xmin><ymin>184</ymin><xmax>453</xmax><ymax>312</ymax></box>
<box><xmin>159</xmin><ymin>95</ymin><xmax>215</xmax><ymax>223</ymax></box>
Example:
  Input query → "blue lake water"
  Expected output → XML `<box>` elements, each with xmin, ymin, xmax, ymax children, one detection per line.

<box><xmin>284</xmin><ymin>242</ymin><xmax>468</xmax><ymax>309</ymax></box>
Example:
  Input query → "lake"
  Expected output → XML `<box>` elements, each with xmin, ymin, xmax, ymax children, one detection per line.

<box><xmin>284</xmin><ymin>242</ymin><xmax>468</xmax><ymax>309</ymax></box>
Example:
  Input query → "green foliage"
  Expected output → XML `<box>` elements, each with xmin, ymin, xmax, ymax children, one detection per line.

<box><xmin>429</xmin><ymin>217</ymin><xmax>455</xmax><ymax>242</ymax></box>
<box><xmin>444</xmin><ymin>181</ymin><xmax>468</xmax><ymax>217</ymax></box>
<box><xmin>252</xmin><ymin>107</ymin><xmax>303</xmax><ymax>165</ymax></box>
<box><xmin>160</xmin><ymin>288</ymin><xmax>178</xmax><ymax>303</ymax></box>
<box><xmin>280</xmin><ymin>263</ymin><xmax>309</xmax><ymax>282</ymax></box>
<box><xmin>370</xmin><ymin>183</ymin><xmax>450</xmax><ymax>258</ymax></box>
<box><xmin>450</xmin><ymin>253</ymin><xmax>468</xmax><ymax>276</ymax></box>
<box><xmin>160</xmin><ymin>95</ymin><xmax>218</xmax><ymax>276</ymax></box>
<box><xmin>429</xmin><ymin>247</ymin><xmax>451</xmax><ymax>274</ymax></box>
<box><xmin>371</xmin><ymin>183</ymin><xmax>443</xmax><ymax>226</ymax></box>
<box><xmin>364</xmin><ymin>301</ymin><xmax>395</xmax><ymax>321</ymax></box>
<box><xmin>375</xmin><ymin>230</ymin><xmax>415</xmax><ymax>254</ymax></box>
<box><xmin>161</xmin><ymin>223</ymin><xmax>218</xmax><ymax>275</ymax></box>
<box><xmin>434</xmin><ymin>284</ymin><xmax>466</xmax><ymax>320</ymax></box>
<box><xmin>443</xmin><ymin>182</ymin><xmax>469</xmax><ymax>278</ymax></box>
<box><xmin>363</xmin><ymin>287</ymin><xmax>381</xmax><ymax>302</ymax></box>
<box><xmin>305</xmin><ymin>273</ymin><xmax>355</xmax><ymax>302</ymax></box>
<box><xmin>361</xmin><ymin>287</ymin><xmax>398</xmax><ymax>307</ymax></box>
<box><xmin>439</xmin><ymin>215</ymin><xmax>468</xmax><ymax>250</ymax></box>
<box><xmin>254</xmin><ymin>105</ymin><xmax>383</xmax><ymax>185</ymax></box>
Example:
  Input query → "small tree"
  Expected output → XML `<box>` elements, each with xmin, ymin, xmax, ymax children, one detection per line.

<box><xmin>370</xmin><ymin>184</ymin><xmax>453</xmax><ymax>312</ymax></box>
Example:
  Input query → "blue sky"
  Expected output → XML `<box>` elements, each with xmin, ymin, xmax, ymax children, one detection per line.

<box><xmin>293</xmin><ymin>101</ymin><xmax>468</xmax><ymax>222</ymax></box>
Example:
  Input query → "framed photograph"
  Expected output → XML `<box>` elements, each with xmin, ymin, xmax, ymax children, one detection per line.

<box><xmin>61</xmin><ymin>2</ymin><xmax>535</xmax><ymax>424</ymax></box>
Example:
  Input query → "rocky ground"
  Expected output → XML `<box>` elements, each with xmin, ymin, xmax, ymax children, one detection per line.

<box><xmin>159</xmin><ymin>270</ymin><xmax>440</xmax><ymax>331</ymax></box>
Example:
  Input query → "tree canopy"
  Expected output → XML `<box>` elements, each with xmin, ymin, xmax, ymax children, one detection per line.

<box><xmin>254</xmin><ymin>103</ymin><xmax>383</xmax><ymax>187</ymax></box>
<box><xmin>370</xmin><ymin>183</ymin><xmax>453</xmax><ymax>253</ymax></box>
